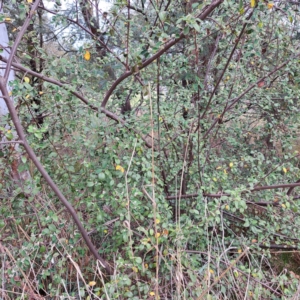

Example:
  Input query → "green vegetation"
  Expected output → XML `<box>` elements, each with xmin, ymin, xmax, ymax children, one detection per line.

<box><xmin>1</xmin><ymin>0</ymin><xmax>300</xmax><ymax>298</ymax></box>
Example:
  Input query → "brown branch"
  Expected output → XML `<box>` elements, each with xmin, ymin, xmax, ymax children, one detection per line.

<box><xmin>3</xmin><ymin>0</ymin><xmax>41</xmax><ymax>83</ymax></box>
<box><xmin>259</xmin><ymin>244</ymin><xmax>297</xmax><ymax>250</ymax></box>
<box><xmin>246</xmin><ymin>201</ymin><xmax>280</xmax><ymax>207</ymax></box>
<box><xmin>166</xmin><ymin>193</ymin><xmax>229</xmax><ymax>200</ymax></box>
<box><xmin>252</xmin><ymin>181</ymin><xmax>300</xmax><ymax>192</ymax></box>
<box><xmin>127</xmin><ymin>5</ymin><xmax>147</xmax><ymax>17</ymax></box>
<box><xmin>287</xmin><ymin>179</ymin><xmax>300</xmax><ymax>196</ymax></box>
<box><xmin>167</xmin><ymin>179</ymin><xmax>300</xmax><ymax>199</ymax></box>
<box><xmin>126</xmin><ymin>0</ymin><xmax>130</xmax><ymax>71</ymax></box>
<box><xmin>166</xmin><ymin>193</ymin><xmax>281</xmax><ymax>207</ymax></box>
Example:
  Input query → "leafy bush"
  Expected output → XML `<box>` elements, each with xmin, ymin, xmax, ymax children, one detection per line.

<box><xmin>1</xmin><ymin>0</ymin><xmax>300</xmax><ymax>299</ymax></box>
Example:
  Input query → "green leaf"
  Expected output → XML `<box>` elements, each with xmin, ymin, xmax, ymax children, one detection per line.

<box><xmin>98</xmin><ymin>172</ymin><xmax>105</xmax><ymax>180</ymax></box>
<box><xmin>193</xmin><ymin>23</ymin><xmax>201</xmax><ymax>33</ymax></box>
<box><xmin>184</xmin><ymin>26</ymin><xmax>189</xmax><ymax>35</ymax></box>
<box><xmin>135</xmin><ymin>257</ymin><xmax>142</xmax><ymax>264</ymax></box>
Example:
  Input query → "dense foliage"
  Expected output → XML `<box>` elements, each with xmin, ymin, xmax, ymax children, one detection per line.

<box><xmin>2</xmin><ymin>0</ymin><xmax>300</xmax><ymax>298</ymax></box>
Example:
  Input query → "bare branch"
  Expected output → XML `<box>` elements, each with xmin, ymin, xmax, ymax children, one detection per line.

<box><xmin>4</xmin><ymin>0</ymin><xmax>41</xmax><ymax>83</ymax></box>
